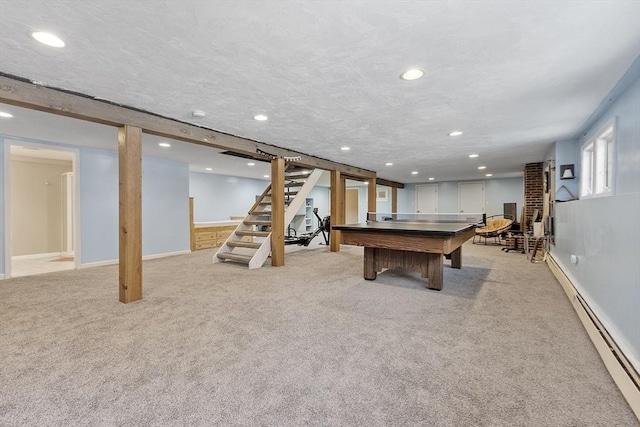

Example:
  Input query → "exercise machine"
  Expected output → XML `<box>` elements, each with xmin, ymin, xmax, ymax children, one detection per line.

<box><xmin>285</xmin><ymin>208</ymin><xmax>330</xmax><ymax>246</ymax></box>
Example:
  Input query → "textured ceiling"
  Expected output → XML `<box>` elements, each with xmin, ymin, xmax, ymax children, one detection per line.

<box><xmin>0</xmin><ymin>0</ymin><xmax>639</xmax><ymax>183</ymax></box>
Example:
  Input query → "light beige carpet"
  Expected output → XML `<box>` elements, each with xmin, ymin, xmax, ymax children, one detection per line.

<box><xmin>0</xmin><ymin>242</ymin><xmax>637</xmax><ymax>426</ymax></box>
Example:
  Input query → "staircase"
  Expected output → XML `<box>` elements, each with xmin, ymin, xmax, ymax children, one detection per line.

<box><xmin>213</xmin><ymin>168</ymin><xmax>323</xmax><ymax>269</ymax></box>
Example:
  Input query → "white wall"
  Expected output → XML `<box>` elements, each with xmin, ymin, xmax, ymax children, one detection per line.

<box><xmin>79</xmin><ymin>148</ymin><xmax>118</xmax><ymax>263</ymax></box>
<box><xmin>142</xmin><ymin>157</ymin><xmax>190</xmax><ymax>256</ymax></box>
<box><xmin>554</xmin><ymin>139</ymin><xmax>580</xmax><ymax>201</ymax></box>
<box><xmin>189</xmin><ymin>171</ymin><xmax>268</xmax><ymax>222</ymax></box>
<box><xmin>79</xmin><ymin>147</ymin><xmax>191</xmax><ymax>264</ymax></box>
<box><xmin>550</xmin><ymin>71</ymin><xmax>640</xmax><ymax>371</ymax></box>
<box><xmin>398</xmin><ymin>178</ymin><xmax>524</xmax><ymax>220</ymax></box>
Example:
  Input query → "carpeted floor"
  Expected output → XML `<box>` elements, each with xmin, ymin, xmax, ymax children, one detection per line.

<box><xmin>0</xmin><ymin>243</ymin><xmax>637</xmax><ymax>426</ymax></box>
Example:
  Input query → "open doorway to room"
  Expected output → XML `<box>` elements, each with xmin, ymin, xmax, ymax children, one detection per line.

<box><xmin>6</xmin><ymin>142</ymin><xmax>79</xmax><ymax>278</ymax></box>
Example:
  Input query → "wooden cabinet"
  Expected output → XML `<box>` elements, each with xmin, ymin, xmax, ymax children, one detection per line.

<box><xmin>191</xmin><ymin>223</ymin><xmax>240</xmax><ymax>251</ymax></box>
<box><xmin>189</xmin><ymin>198</ymin><xmax>251</xmax><ymax>251</ymax></box>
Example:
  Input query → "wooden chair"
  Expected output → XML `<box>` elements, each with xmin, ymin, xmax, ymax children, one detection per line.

<box><xmin>473</xmin><ymin>214</ymin><xmax>514</xmax><ymax>245</ymax></box>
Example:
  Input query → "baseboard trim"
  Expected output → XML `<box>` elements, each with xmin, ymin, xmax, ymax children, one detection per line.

<box><xmin>547</xmin><ymin>254</ymin><xmax>640</xmax><ymax>420</ymax></box>
<box><xmin>80</xmin><ymin>259</ymin><xmax>118</xmax><ymax>269</ymax></box>
<box><xmin>142</xmin><ymin>250</ymin><xmax>191</xmax><ymax>260</ymax></box>
<box><xmin>12</xmin><ymin>252</ymin><xmax>62</xmax><ymax>260</ymax></box>
<box><xmin>80</xmin><ymin>250</ymin><xmax>192</xmax><ymax>269</ymax></box>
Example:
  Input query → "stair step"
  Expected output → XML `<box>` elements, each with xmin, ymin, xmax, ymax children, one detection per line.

<box><xmin>258</xmin><ymin>201</ymin><xmax>291</xmax><ymax>206</ymax></box>
<box><xmin>267</xmin><ymin>191</ymin><xmax>299</xmax><ymax>196</ymax></box>
<box><xmin>227</xmin><ymin>241</ymin><xmax>262</xmax><ymax>249</ymax></box>
<box><xmin>236</xmin><ymin>230</ymin><xmax>271</xmax><ymax>237</ymax></box>
<box><xmin>244</xmin><ymin>220</ymin><xmax>272</xmax><ymax>226</ymax></box>
<box><xmin>217</xmin><ymin>252</ymin><xmax>252</xmax><ymax>264</ymax></box>
<box><xmin>286</xmin><ymin>174</ymin><xmax>310</xmax><ymax>181</ymax></box>
<box><xmin>249</xmin><ymin>210</ymin><xmax>272</xmax><ymax>215</ymax></box>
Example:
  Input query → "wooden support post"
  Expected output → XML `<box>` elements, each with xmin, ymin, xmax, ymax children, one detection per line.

<box><xmin>392</xmin><ymin>187</ymin><xmax>398</xmax><ymax>214</ymax></box>
<box><xmin>368</xmin><ymin>177</ymin><xmax>377</xmax><ymax>215</ymax></box>
<box><xmin>330</xmin><ymin>170</ymin><xmax>344</xmax><ymax>252</ymax></box>
<box><xmin>270</xmin><ymin>158</ymin><xmax>285</xmax><ymax>266</ymax></box>
<box><xmin>118</xmin><ymin>125</ymin><xmax>142</xmax><ymax>303</ymax></box>
<box><xmin>339</xmin><ymin>176</ymin><xmax>346</xmax><ymax>244</ymax></box>
<box><xmin>189</xmin><ymin>197</ymin><xmax>195</xmax><ymax>251</ymax></box>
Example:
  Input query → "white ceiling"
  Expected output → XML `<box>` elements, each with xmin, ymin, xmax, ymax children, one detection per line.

<box><xmin>1</xmin><ymin>1</ymin><xmax>639</xmax><ymax>184</ymax></box>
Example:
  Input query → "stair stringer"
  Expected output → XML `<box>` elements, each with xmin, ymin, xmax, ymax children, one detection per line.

<box><xmin>283</xmin><ymin>169</ymin><xmax>323</xmax><ymax>226</ymax></box>
<box><xmin>212</xmin><ymin>222</ymin><xmax>255</xmax><ymax>264</ymax></box>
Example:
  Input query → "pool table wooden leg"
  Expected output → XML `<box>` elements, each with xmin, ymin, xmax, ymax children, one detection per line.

<box><xmin>450</xmin><ymin>246</ymin><xmax>462</xmax><ymax>269</ymax></box>
<box><xmin>364</xmin><ymin>247</ymin><xmax>377</xmax><ymax>280</ymax></box>
<box><xmin>426</xmin><ymin>253</ymin><xmax>443</xmax><ymax>290</ymax></box>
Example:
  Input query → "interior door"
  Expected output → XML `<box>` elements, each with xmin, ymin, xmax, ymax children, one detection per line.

<box><xmin>416</xmin><ymin>184</ymin><xmax>438</xmax><ymax>213</ymax></box>
<box><xmin>345</xmin><ymin>188</ymin><xmax>359</xmax><ymax>224</ymax></box>
<box><xmin>459</xmin><ymin>181</ymin><xmax>485</xmax><ymax>214</ymax></box>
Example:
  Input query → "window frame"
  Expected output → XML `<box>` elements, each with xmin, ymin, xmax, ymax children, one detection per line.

<box><xmin>580</xmin><ymin>119</ymin><xmax>616</xmax><ymax>199</ymax></box>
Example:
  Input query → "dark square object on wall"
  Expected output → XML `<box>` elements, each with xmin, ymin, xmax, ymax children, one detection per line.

<box><xmin>560</xmin><ymin>164</ymin><xmax>575</xmax><ymax>180</ymax></box>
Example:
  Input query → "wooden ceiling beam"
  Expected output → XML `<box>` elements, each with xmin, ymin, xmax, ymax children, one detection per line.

<box><xmin>375</xmin><ymin>178</ymin><xmax>405</xmax><ymax>189</ymax></box>
<box><xmin>340</xmin><ymin>173</ymin><xmax>405</xmax><ymax>189</ymax></box>
<box><xmin>0</xmin><ymin>73</ymin><xmax>376</xmax><ymax>179</ymax></box>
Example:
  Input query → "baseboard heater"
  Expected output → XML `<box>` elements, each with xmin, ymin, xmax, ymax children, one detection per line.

<box><xmin>547</xmin><ymin>254</ymin><xmax>640</xmax><ymax>420</ymax></box>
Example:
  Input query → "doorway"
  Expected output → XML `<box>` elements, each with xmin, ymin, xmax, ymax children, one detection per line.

<box><xmin>345</xmin><ymin>188</ymin><xmax>359</xmax><ymax>224</ymax></box>
<box><xmin>459</xmin><ymin>181</ymin><xmax>485</xmax><ymax>214</ymax></box>
<box><xmin>5</xmin><ymin>142</ymin><xmax>79</xmax><ymax>278</ymax></box>
<box><xmin>416</xmin><ymin>184</ymin><xmax>438</xmax><ymax>213</ymax></box>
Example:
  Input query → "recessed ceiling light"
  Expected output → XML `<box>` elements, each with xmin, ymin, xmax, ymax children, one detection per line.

<box><xmin>485</xmin><ymin>173</ymin><xmax>493</xmax><ymax>177</ymax></box>
<box><xmin>411</xmin><ymin>171</ymin><xmax>418</xmax><ymax>175</ymax></box>
<box><xmin>429</xmin><ymin>177</ymin><xmax>435</xmax><ymax>181</ymax></box>
<box><xmin>158</xmin><ymin>142</ymin><xmax>171</xmax><ymax>148</ymax></box>
<box><xmin>31</xmin><ymin>31</ymin><xmax>65</xmax><ymax>48</ymax></box>
<box><xmin>449</xmin><ymin>131</ymin><xmax>463</xmax><ymax>136</ymax></box>
<box><xmin>400</xmin><ymin>69</ymin><xmax>424</xmax><ymax>81</ymax></box>
<box><xmin>253</xmin><ymin>114</ymin><xmax>268</xmax><ymax>121</ymax></box>
<box><xmin>478</xmin><ymin>166</ymin><xmax>486</xmax><ymax>170</ymax></box>
<box><xmin>205</xmin><ymin>167</ymin><xmax>213</xmax><ymax>171</ymax></box>
<box><xmin>469</xmin><ymin>154</ymin><xmax>479</xmax><ymax>158</ymax></box>
<box><xmin>263</xmin><ymin>174</ymin><xmax>269</xmax><ymax>178</ymax></box>
<box><xmin>0</xmin><ymin>111</ymin><xmax>13</xmax><ymax>118</ymax></box>
<box><xmin>302</xmin><ymin>171</ymin><xmax>310</xmax><ymax>175</ymax></box>
<box><xmin>385</xmin><ymin>162</ymin><xmax>393</xmax><ymax>166</ymax></box>
<box><xmin>364</xmin><ymin>181</ymin><xmax>369</xmax><ymax>185</ymax></box>
<box><xmin>247</xmin><ymin>162</ymin><xmax>256</xmax><ymax>166</ymax></box>
<box><xmin>341</xmin><ymin>146</ymin><xmax>350</xmax><ymax>151</ymax></box>
<box><xmin>192</xmin><ymin>110</ymin><xmax>206</xmax><ymax>118</ymax></box>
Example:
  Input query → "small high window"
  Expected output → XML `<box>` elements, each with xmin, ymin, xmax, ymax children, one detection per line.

<box><xmin>581</xmin><ymin>121</ymin><xmax>616</xmax><ymax>198</ymax></box>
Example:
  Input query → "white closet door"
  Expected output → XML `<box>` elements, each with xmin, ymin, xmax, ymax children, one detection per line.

<box><xmin>459</xmin><ymin>181</ymin><xmax>485</xmax><ymax>214</ymax></box>
<box><xmin>416</xmin><ymin>184</ymin><xmax>438</xmax><ymax>213</ymax></box>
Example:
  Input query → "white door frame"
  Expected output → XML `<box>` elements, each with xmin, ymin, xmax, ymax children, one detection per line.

<box><xmin>3</xmin><ymin>137</ymin><xmax>81</xmax><ymax>279</ymax></box>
